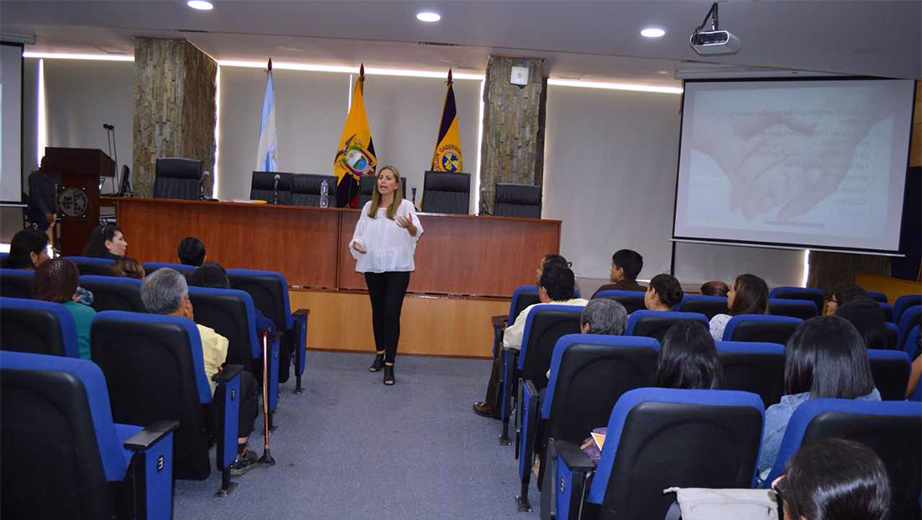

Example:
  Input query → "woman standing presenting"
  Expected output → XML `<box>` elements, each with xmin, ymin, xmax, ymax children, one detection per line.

<box><xmin>349</xmin><ymin>166</ymin><xmax>423</xmax><ymax>386</ymax></box>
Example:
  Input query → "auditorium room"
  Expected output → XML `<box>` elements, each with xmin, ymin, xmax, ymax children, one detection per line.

<box><xmin>1</xmin><ymin>1</ymin><xmax>921</xmax><ymax>519</ymax></box>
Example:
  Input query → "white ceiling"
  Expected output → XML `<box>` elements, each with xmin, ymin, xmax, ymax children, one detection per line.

<box><xmin>1</xmin><ymin>0</ymin><xmax>920</xmax><ymax>87</ymax></box>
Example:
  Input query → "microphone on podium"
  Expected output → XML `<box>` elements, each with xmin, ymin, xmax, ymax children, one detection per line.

<box><xmin>272</xmin><ymin>174</ymin><xmax>281</xmax><ymax>204</ymax></box>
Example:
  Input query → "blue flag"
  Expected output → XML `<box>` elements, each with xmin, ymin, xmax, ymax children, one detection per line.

<box><xmin>255</xmin><ymin>63</ymin><xmax>278</xmax><ymax>172</ymax></box>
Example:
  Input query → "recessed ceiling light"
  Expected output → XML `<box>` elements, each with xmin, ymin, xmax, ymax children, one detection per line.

<box><xmin>187</xmin><ymin>1</ymin><xmax>213</xmax><ymax>11</ymax></box>
<box><xmin>641</xmin><ymin>27</ymin><xmax>666</xmax><ymax>38</ymax></box>
<box><xmin>416</xmin><ymin>12</ymin><xmax>441</xmax><ymax>22</ymax></box>
<box><xmin>657</xmin><ymin>70</ymin><xmax>670</xmax><ymax>75</ymax></box>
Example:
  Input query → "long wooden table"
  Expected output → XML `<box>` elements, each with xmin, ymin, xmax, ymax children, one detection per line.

<box><xmin>113</xmin><ymin>198</ymin><xmax>561</xmax><ymax>298</ymax></box>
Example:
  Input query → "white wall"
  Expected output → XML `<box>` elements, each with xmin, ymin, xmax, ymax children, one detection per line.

<box><xmin>544</xmin><ymin>85</ymin><xmax>682</xmax><ymax>282</ymax></box>
<box><xmin>29</xmin><ymin>58</ymin><xmax>808</xmax><ymax>288</ymax></box>
<box><xmin>217</xmin><ymin>66</ymin><xmax>480</xmax><ymax>203</ymax></box>
<box><xmin>42</xmin><ymin>59</ymin><xmax>133</xmax><ymax>194</ymax></box>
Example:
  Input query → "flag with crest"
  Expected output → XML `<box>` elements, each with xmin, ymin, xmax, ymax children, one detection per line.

<box><xmin>334</xmin><ymin>64</ymin><xmax>376</xmax><ymax>207</ymax></box>
<box><xmin>430</xmin><ymin>69</ymin><xmax>463</xmax><ymax>173</ymax></box>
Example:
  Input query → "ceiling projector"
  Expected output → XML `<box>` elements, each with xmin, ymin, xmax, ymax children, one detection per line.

<box><xmin>690</xmin><ymin>3</ymin><xmax>741</xmax><ymax>56</ymax></box>
<box><xmin>690</xmin><ymin>30</ymin><xmax>740</xmax><ymax>55</ymax></box>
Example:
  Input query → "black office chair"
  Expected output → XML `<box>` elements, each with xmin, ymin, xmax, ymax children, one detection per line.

<box><xmin>188</xmin><ymin>286</ymin><xmax>279</xmax><ymax>426</ymax></box>
<box><xmin>0</xmin><ymin>297</ymin><xmax>79</xmax><ymax>357</ymax></box>
<box><xmin>675</xmin><ymin>295</ymin><xmax>730</xmax><ymax>320</ymax></box>
<box><xmin>494</xmin><ymin>183</ymin><xmax>541</xmax><ymax>218</ymax></box>
<box><xmin>553</xmin><ymin>388</ymin><xmax>765</xmax><ymax>520</ymax></box>
<box><xmin>764</xmin><ymin>399</ymin><xmax>921</xmax><ymax>520</ymax></box>
<box><xmin>357</xmin><ymin>175</ymin><xmax>406</xmax><ymax>208</ymax></box>
<box><xmin>154</xmin><ymin>157</ymin><xmax>203</xmax><ymax>200</ymax></box>
<box><xmin>594</xmin><ymin>289</ymin><xmax>646</xmax><ymax>314</ymax></box>
<box><xmin>716</xmin><ymin>341</ymin><xmax>787</xmax><ymax>407</ymax></box>
<box><xmin>519</xmin><ymin>334</ymin><xmax>660</xmax><ymax>511</ymax></box>
<box><xmin>0</xmin><ymin>268</ymin><xmax>34</xmax><ymax>298</ymax></box>
<box><xmin>78</xmin><ymin>275</ymin><xmax>146</xmax><ymax>313</ymax></box>
<box><xmin>768</xmin><ymin>298</ymin><xmax>818</xmax><ymax>319</ymax></box>
<box><xmin>421</xmin><ymin>171</ymin><xmax>470</xmax><ymax>214</ymax></box>
<box><xmin>867</xmin><ymin>349</ymin><xmax>912</xmax><ymax>400</ymax></box>
<box><xmin>64</xmin><ymin>256</ymin><xmax>115</xmax><ymax>276</ymax></box>
<box><xmin>723</xmin><ymin>314</ymin><xmax>802</xmax><ymax>344</ymax></box>
<box><xmin>291</xmin><ymin>174</ymin><xmax>337</xmax><ymax>207</ymax></box>
<box><xmin>91</xmin><ymin>311</ymin><xmax>243</xmax><ymax>493</ymax></box>
<box><xmin>501</xmin><ymin>305</ymin><xmax>583</xmax><ymax>444</ymax></box>
<box><xmin>227</xmin><ymin>269</ymin><xmax>310</xmax><ymax>393</ymax></box>
<box><xmin>250</xmin><ymin>171</ymin><xmax>293</xmax><ymax>204</ymax></box>
<box><xmin>1</xmin><ymin>351</ymin><xmax>179</xmax><ymax>520</ymax></box>
<box><xmin>626</xmin><ymin>310</ymin><xmax>710</xmax><ymax>343</ymax></box>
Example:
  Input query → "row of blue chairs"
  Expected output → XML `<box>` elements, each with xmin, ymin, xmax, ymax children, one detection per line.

<box><xmin>0</xmin><ymin>263</ymin><xmax>310</xmax><ymax>394</ymax></box>
<box><xmin>2</xmin><ymin>350</ymin><xmax>180</xmax><ymax>519</ymax></box>
<box><xmin>503</xmin><ymin>331</ymin><xmax>922</xmax><ymax>519</ymax></box>
<box><xmin>549</xmin><ymin>389</ymin><xmax>921</xmax><ymax>520</ymax></box>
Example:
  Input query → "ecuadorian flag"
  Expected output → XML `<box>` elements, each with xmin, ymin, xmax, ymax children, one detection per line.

<box><xmin>334</xmin><ymin>64</ymin><xmax>376</xmax><ymax>208</ymax></box>
<box><xmin>430</xmin><ymin>69</ymin><xmax>463</xmax><ymax>173</ymax></box>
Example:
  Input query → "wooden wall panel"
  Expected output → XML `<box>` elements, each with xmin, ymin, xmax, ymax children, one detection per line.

<box><xmin>115</xmin><ymin>198</ymin><xmax>561</xmax><ymax>297</ymax></box>
<box><xmin>290</xmin><ymin>289</ymin><xmax>508</xmax><ymax>358</ymax></box>
<box><xmin>338</xmin><ymin>212</ymin><xmax>560</xmax><ymax>296</ymax></box>
<box><xmin>116</xmin><ymin>199</ymin><xmax>341</xmax><ymax>287</ymax></box>
<box><xmin>855</xmin><ymin>273</ymin><xmax>922</xmax><ymax>304</ymax></box>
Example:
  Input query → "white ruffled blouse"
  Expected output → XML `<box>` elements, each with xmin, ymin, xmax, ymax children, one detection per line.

<box><xmin>349</xmin><ymin>199</ymin><xmax>423</xmax><ymax>273</ymax></box>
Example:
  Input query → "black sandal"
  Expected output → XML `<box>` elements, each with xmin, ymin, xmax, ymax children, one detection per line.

<box><xmin>383</xmin><ymin>365</ymin><xmax>395</xmax><ymax>386</ymax></box>
<box><xmin>368</xmin><ymin>352</ymin><xmax>385</xmax><ymax>372</ymax></box>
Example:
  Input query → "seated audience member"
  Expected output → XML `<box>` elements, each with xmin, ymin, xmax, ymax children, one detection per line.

<box><xmin>757</xmin><ymin>317</ymin><xmax>880</xmax><ymax>482</ymax></box>
<box><xmin>708</xmin><ymin>273</ymin><xmax>768</xmax><ymax>341</ymax></box>
<box><xmin>108</xmin><ymin>257</ymin><xmax>146</xmax><ymax>279</ymax></box>
<box><xmin>473</xmin><ymin>264</ymin><xmax>587</xmax><ymax>418</ymax></box>
<box><xmin>186</xmin><ymin>262</ymin><xmax>276</xmax><ymax>337</ymax></box>
<box><xmin>825</xmin><ymin>283</ymin><xmax>867</xmax><ymax>316</ymax></box>
<box><xmin>178</xmin><ymin>236</ymin><xmax>207</xmax><ymax>267</ymax></box>
<box><xmin>773</xmin><ymin>438</ymin><xmax>891</xmax><ymax>520</ymax></box>
<box><xmin>655</xmin><ymin>321</ymin><xmax>723</xmax><ymax>389</ymax></box>
<box><xmin>836</xmin><ymin>297</ymin><xmax>888</xmax><ymax>349</ymax></box>
<box><xmin>4</xmin><ymin>229</ymin><xmax>49</xmax><ymax>269</ymax></box>
<box><xmin>140</xmin><ymin>268</ymin><xmax>260</xmax><ymax>475</ymax></box>
<box><xmin>700</xmin><ymin>280</ymin><xmax>730</xmax><ymax>297</ymax></box>
<box><xmin>545</xmin><ymin>298</ymin><xmax>629</xmax><ymax>379</ymax></box>
<box><xmin>643</xmin><ymin>273</ymin><xmax>684</xmax><ymax>311</ymax></box>
<box><xmin>535</xmin><ymin>253</ymin><xmax>570</xmax><ymax>285</ymax></box>
<box><xmin>580</xmin><ymin>320</ymin><xmax>721</xmax><ymax>461</ymax></box>
<box><xmin>83</xmin><ymin>224</ymin><xmax>128</xmax><ymax>260</ymax></box>
<box><xmin>30</xmin><ymin>258</ymin><xmax>96</xmax><ymax>360</ymax></box>
<box><xmin>591</xmin><ymin>249</ymin><xmax>644</xmax><ymax>297</ymax></box>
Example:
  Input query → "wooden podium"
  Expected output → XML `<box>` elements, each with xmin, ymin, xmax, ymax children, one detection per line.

<box><xmin>43</xmin><ymin>148</ymin><xmax>115</xmax><ymax>256</ymax></box>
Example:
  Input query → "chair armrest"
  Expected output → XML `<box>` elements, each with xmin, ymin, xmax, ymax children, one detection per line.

<box><xmin>556</xmin><ymin>439</ymin><xmax>595</xmax><ymax>472</ymax></box>
<box><xmin>123</xmin><ymin>420</ymin><xmax>180</xmax><ymax>451</ymax></box>
<box><xmin>293</xmin><ymin>308</ymin><xmax>310</xmax><ymax>318</ymax></box>
<box><xmin>212</xmin><ymin>364</ymin><xmax>244</xmax><ymax>384</ymax></box>
<box><xmin>554</xmin><ymin>440</ymin><xmax>595</xmax><ymax>520</ymax></box>
<box><xmin>492</xmin><ymin>314</ymin><xmax>509</xmax><ymax>328</ymax></box>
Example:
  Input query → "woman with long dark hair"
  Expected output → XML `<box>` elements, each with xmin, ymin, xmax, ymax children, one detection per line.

<box><xmin>708</xmin><ymin>273</ymin><xmax>768</xmax><ymax>340</ymax></box>
<box><xmin>83</xmin><ymin>224</ymin><xmax>128</xmax><ymax>259</ymax></box>
<box><xmin>655</xmin><ymin>321</ymin><xmax>723</xmax><ymax>390</ymax></box>
<box><xmin>5</xmin><ymin>229</ymin><xmax>49</xmax><ymax>269</ymax></box>
<box><xmin>31</xmin><ymin>258</ymin><xmax>96</xmax><ymax>359</ymax></box>
<box><xmin>757</xmin><ymin>316</ymin><xmax>880</xmax><ymax>482</ymax></box>
<box><xmin>349</xmin><ymin>166</ymin><xmax>423</xmax><ymax>386</ymax></box>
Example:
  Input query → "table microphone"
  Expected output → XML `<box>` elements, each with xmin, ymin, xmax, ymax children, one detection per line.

<box><xmin>199</xmin><ymin>171</ymin><xmax>210</xmax><ymax>200</ymax></box>
<box><xmin>272</xmin><ymin>173</ymin><xmax>281</xmax><ymax>204</ymax></box>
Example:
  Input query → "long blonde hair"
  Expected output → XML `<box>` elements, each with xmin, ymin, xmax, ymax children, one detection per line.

<box><xmin>367</xmin><ymin>165</ymin><xmax>403</xmax><ymax>220</ymax></box>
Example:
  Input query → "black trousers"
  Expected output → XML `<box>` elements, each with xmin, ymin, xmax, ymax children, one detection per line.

<box><xmin>238</xmin><ymin>370</ymin><xmax>259</xmax><ymax>439</ymax></box>
<box><xmin>364</xmin><ymin>271</ymin><xmax>411</xmax><ymax>364</ymax></box>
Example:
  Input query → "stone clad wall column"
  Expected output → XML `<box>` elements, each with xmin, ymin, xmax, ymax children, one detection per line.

<box><xmin>133</xmin><ymin>38</ymin><xmax>216</xmax><ymax>197</ymax></box>
<box><xmin>478</xmin><ymin>56</ymin><xmax>546</xmax><ymax>215</ymax></box>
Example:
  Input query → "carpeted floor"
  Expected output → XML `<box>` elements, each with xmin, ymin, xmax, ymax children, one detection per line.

<box><xmin>174</xmin><ymin>350</ymin><xmax>542</xmax><ymax>519</ymax></box>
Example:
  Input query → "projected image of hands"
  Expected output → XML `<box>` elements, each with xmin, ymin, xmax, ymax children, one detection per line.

<box><xmin>693</xmin><ymin>90</ymin><xmax>891</xmax><ymax>224</ymax></box>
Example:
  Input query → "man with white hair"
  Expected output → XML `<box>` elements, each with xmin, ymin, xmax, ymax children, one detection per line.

<box><xmin>141</xmin><ymin>268</ymin><xmax>260</xmax><ymax>475</ymax></box>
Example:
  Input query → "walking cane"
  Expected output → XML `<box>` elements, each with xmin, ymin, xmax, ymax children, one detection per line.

<box><xmin>258</xmin><ymin>334</ymin><xmax>276</xmax><ymax>466</ymax></box>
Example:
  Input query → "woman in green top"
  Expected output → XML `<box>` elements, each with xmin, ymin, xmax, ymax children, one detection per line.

<box><xmin>30</xmin><ymin>258</ymin><xmax>96</xmax><ymax>359</ymax></box>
